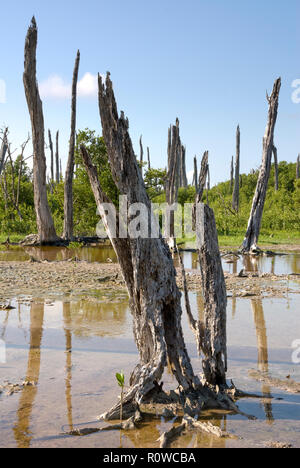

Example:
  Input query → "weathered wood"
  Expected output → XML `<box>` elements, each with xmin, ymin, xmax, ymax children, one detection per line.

<box><xmin>296</xmin><ymin>154</ymin><xmax>300</xmax><ymax>180</ymax></box>
<box><xmin>232</xmin><ymin>125</ymin><xmax>240</xmax><ymax>212</ymax></box>
<box><xmin>23</xmin><ymin>17</ymin><xmax>58</xmax><ymax>244</ymax></box>
<box><xmin>166</xmin><ymin>119</ymin><xmax>181</xmax><ymax>249</ymax></box>
<box><xmin>193</xmin><ymin>156</ymin><xmax>198</xmax><ymax>192</ymax></box>
<box><xmin>55</xmin><ymin>130</ymin><xmax>60</xmax><ymax>183</ymax></box>
<box><xmin>192</xmin><ymin>151</ymin><xmax>209</xmax><ymax>230</ymax></box>
<box><xmin>0</xmin><ymin>127</ymin><xmax>8</xmax><ymax>176</ymax></box>
<box><xmin>230</xmin><ymin>156</ymin><xmax>234</xmax><ymax>192</ymax></box>
<box><xmin>273</xmin><ymin>145</ymin><xmax>278</xmax><ymax>191</ymax></box>
<box><xmin>180</xmin><ymin>145</ymin><xmax>188</xmax><ymax>188</ymax></box>
<box><xmin>48</xmin><ymin>130</ymin><xmax>54</xmax><ymax>182</ymax></box>
<box><xmin>242</xmin><ymin>78</ymin><xmax>281</xmax><ymax>253</ymax></box>
<box><xmin>63</xmin><ymin>50</ymin><xmax>80</xmax><ymax>240</ymax></box>
<box><xmin>147</xmin><ymin>146</ymin><xmax>151</xmax><ymax>170</ymax></box>
<box><xmin>139</xmin><ymin>135</ymin><xmax>143</xmax><ymax>172</ymax></box>
<box><xmin>196</xmin><ymin>203</ymin><xmax>227</xmax><ymax>386</ymax></box>
<box><xmin>81</xmin><ymin>75</ymin><xmax>204</xmax><ymax>419</ymax></box>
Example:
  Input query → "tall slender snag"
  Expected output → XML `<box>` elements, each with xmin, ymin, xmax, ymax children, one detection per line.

<box><xmin>23</xmin><ymin>17</ymin><xmax>58</xmax><ymax>244</ymax></box>
<box><xmin>55</xmin><ymin>130</ymin><xmax>60</xmax><ymax>183</ymax></box>
<box><xmin>63</xmin><ymin>50</ymin><xmax>80</xmax><ymax>240</ymax></box>
<box><xmin>242</xmin><ymin>78</ymin><xmax>281</xmax><ymax>252</ymax></box>
<box><xmin>232</xmin><ymin>125</ymin><xmax>240</xmax><ymax>212</ymax></box>
<box><xmin>0</xmin><ymin>127</ymin><xmax>8</xmax><ymax>176</ymax></box>
<box><xmin>273</xmin><ymin>145</ymin><xmax>279</xmax><ymax>191</ymax></box>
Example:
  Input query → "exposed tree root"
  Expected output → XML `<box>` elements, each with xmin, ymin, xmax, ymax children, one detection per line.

<box><xmin>64</xmin><ymin>411</ymin><xmax>142</xmax><ymax>437</ymax></box>
<box><xmin>158</xmin><ymin>414</ymin><xmax>238</xmax><ymax>448</ymax></box>
<box><xmin>249</xmin><ymin>370</ymin><xmax>300</xmax><ymax>393</ymax></box>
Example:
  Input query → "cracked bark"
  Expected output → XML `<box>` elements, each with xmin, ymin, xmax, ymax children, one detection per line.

<box><xmin>63</xmin><ymin>50</ymin><xmax>80</xmax><ymax>240</ymax></box>
<box><xmin>23</xmin><ymin>17</ymin><xmax>58</xmax><ymax>244</ymax></box>
<box><xmin>81</xmin><ymin>73</ymin><xmax>235</xmax><ymax>421</ymax></box>
<box><xmin>242</xmin><ymin>78</ymin><xmax>281</xmax><ymax>253</ymax></box>
<box><xmin>166</xmin><ymin>119</ymin><xmax>180</xmax><ymax>249</ymax></box>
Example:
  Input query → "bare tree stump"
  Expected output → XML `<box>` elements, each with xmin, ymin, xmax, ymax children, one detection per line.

<box><xmin>166</xmin><ymin>119</ymin><xmax>180</xmax><ymax>249</ymax></box>
<box><xmin>242</xmin><ymin>78</ymin><xmax>281</xmax><ymax>253</ymax></box>
<box><xmin>23</xmin><ymin>17</ymin><xmax>58</xmax><ymax>244</ymax></box>
<box><xmin>48</xmin><ymin>130</ymin><xmax>54</xmax><ymax>183</ymax></box>
<box><xmin>296</xmin><ymin>154</ymin><xmax>300</xmax><ymax>180</ymax></box>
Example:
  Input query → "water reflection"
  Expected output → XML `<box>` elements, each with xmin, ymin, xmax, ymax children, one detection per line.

<box><xmin>67</xmin><ymin>298</ymin><xmax>128</xmax><ymax>338</ymax></box>
<box><xmin>13</xmin><ymin>301</ymin><xmax>44</xmax><ymax>448</ymax></box>
<box><xmin>251</xmin><ymin>299</ymin><xmax>274</xmax><ymax>424</ymax></box>
<box><xmin>63</xmin><ymin>302</ymin><xmax>73</xmax><ymax>433</ymax></box>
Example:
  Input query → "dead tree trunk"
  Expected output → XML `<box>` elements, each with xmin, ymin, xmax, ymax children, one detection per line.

<box><xmin>196</xmin><ymin>203</ymin><xmax>227</xmax><ymax>386</ymax></box>
<box><xmin>55</xmin><ymin>130</ymin><xmax>60</xmax><ymax>183</ymax></box>
<box><xmin>232</xmin><ymin>125</ymin><xmax>240</xmax><ymax>212</ymax></box>
<box><xmin>180</xmin><ymin>145</ymin><xmax>188</xmax><ymax>188</ymax></box>
<box><xmin>147</xmin><ymin>146</ymin><xmax>151</xmax><ymax>170</ymax></box>
<box><xmin>273</xmin><ymin>145</ymin><xmax>278</xmax><ymax>191</ymax></box>
<box><xmin>0</xmin><ymin>127</ymin><xmax>8</xmax><ymax>176</ymax></box>
<box><xmin>296</xmin><ymin>154</ymin><xmax>300</xmax><ymax>180</ymax></box>
<box><xmin>242</xmin><ymin>78</ymin><xmax>281</xmax><ymax>253</ymax></box>
<box><xmin>230</xmin><ymin>156</ymin><xmax>234</xmax><ymax>192</ymax></box>
<box><xmin>193</xmin><ymin>156</ymin><xmax>198</xmax><ymax>192</ymax></box>
<box><xmin>23</xmin><ymin>17</ymin><xmax>58</xmax><ymax>244</ymax></box>
<box><xmin>63</xmin><ymin>50</ymin><xmax>80</xmax><ymax>240</ymax></box>
<box><xmin>139</xmin><ymin>135</ymin><xmax>143</xmax><ymax>173</ymax></box>
<box><xmin>165</xmin><ymin>119</ymin><xmax>180</xmax><ymax>250</ymax></box>
<box><xmin>192</xmin><ymin>151</ymin><xmax>209</xmax><ymax>229</ymax></box>
<box><xmin>81</xmin><ymin>73</ymin><xmax>234</xmax><ymax>421</ymax></box>
<box><xmin>48</xmin><ymin>130</ymin><xmax>54</xmax><ymax>182</ymax></box>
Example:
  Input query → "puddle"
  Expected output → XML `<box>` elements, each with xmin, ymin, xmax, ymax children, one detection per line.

<box><xmin>1</xmin><ymin>245</ymin><xmax>299</xmax><ymax>276</ymax></box>
<box><xmin>0</xmin><ymin>290</ymin><xmax>299</xmax><ymax>448</ymax></box>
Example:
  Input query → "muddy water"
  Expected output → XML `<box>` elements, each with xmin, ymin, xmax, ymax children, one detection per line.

<box><xmin>0</xmin><ymin>287</ymin><xmax>300</xmax><ymax>448</ymax></box>
<box><xmin>1</xmin><ymin>245</ymin><xmax>300</xmax><ymax>276</ymax></box>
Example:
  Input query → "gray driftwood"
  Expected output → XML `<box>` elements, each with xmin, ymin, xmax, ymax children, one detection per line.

<box><xmin>63</xmin><ymin>50</ymin><xmax>80</xmax><ymax>240</ymax></box>
<box><xmin>242</xmin><ymin>78</ymin><xmax>281</xmax><ymax>253</ymax></box>
<box><xmin>23</xmin><ymin>17</ymin><xmax>58</xmax><ymax>244</ymax></box>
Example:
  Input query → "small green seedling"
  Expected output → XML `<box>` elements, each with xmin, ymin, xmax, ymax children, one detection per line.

<box><xmin>116</xmin><ymin>372</ymin><xmax>125</xmax><ymax>422</ymax></box>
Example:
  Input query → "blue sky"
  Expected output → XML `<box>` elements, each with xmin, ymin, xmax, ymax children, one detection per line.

<box><xmin>0</xmin><ymin>0</ymin><xmax>299</xmax><ymax>185</ymax></box>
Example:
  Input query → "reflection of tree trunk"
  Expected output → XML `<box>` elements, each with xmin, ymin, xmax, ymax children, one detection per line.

<box><xmin>13</xmin><ymin>301</ymin><xmax>44</xmax><ymax>448</ymax></box>
<box><xmin>251</xmin><ymin>299</ymin><xmax>273</xmax><ymax>423</ymax></box>
<box><xmin>63</xmin><ymin>302</ymin><xmax>73</xmax><ymax>432</ymax></box>
<box><xmin>232</xmin><ymin>297</ymin><xmax>237</xmax><ymax>319</ymax></box>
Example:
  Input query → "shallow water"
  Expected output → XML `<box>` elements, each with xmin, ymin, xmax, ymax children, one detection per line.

<box><xmin>1</xmin><ymin>245</ymin><xmax>299</xmax><ymax>275</ymax></box>
<box><xmin>0</xmin><ymin>289</ymin><xmax>299</xmax><ymax>448</ymax></box>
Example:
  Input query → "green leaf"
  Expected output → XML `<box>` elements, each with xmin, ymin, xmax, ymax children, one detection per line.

<box><xmin>116</xmin><ymin>372</ymin><xmax>125</xmax><ymax>387</ymax></box>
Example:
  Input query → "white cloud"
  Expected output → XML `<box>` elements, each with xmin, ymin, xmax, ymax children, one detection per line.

<box><xmin>39</xmin><ymin>72</ymin><xmax>100</xmax><ymax>100</ymax></box>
